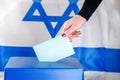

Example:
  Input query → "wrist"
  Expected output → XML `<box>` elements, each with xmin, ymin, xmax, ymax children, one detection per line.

<box><xmin>77</xmin><ymin>15</ymin><xmax>87</xmax><ymax>22</ymax></box>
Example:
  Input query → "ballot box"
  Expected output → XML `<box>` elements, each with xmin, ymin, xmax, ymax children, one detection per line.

<box><xmin>5</xmin><ymin>57</ymin><xmax>83</xmax><ymax>80</ymax></box>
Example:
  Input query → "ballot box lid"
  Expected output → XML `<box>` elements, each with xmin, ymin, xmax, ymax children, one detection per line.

<box><xmin>5</xmin><ymin>57</ymin><xmax>82</xmax><ymax>69</ymax></box>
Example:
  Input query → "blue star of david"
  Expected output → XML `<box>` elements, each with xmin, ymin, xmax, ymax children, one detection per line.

<box><xmin>23</xmin><ymin>0</ymin><xmax>80</xmax><ymax>38</ymax></box>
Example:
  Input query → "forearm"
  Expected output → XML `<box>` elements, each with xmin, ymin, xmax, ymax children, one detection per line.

<box><xmin>78</xmin><ymin>0</ymin><xmax>103</xmax><ymax>20</ymax></box>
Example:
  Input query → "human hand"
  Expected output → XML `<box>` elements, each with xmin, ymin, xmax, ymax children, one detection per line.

<box><xmin>62</xmin><ymin>15</ymin><xmax>87</xmax><ymax>41</ymax></box>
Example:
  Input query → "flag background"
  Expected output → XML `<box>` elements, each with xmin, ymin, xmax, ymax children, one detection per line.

<box><xmin>0</xmin><ymin>0</ymin><xmax>120</xmax><ymax>80</ymax></box>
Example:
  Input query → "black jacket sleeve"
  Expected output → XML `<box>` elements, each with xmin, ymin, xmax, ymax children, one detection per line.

<box><xmin>78</xmin><ymin>0</ymin><xmax>103</xmax><ymax>20</ymax></box>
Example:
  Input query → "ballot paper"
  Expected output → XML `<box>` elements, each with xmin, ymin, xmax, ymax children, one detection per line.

<box><xmin>33</xmin><ymin>36</ymin><xmax>75</xmax><ymax>62</ymax></box>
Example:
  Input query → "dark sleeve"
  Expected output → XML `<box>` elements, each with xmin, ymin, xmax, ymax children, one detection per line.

<box><xmin>78</xmin><ymin>0</ymin><xmax>103</xmax><ymax>20</ymax></box>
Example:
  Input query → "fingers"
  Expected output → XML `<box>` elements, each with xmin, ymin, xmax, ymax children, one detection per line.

<box><xmin>62</xmin><ymin>15</ymin><xmax>86</xmax><ymax>41</ymax></box>
<box><xmin>71</xmin><ymin>31</ymin><xmax>81</xmax><ymax>38</ymax></box>
<box><xmin>62</xmin><ymin>22</ymin><xmax>81</xmax><ymax>42</ymax></box>
<box><xmin>64</xmin><ymin>24</ymin><xmax>80</xmax><ymax>37</ymax></box>
<box><xmin>68</xmin><ymin>31</ymin><xmax>81</xmax><ymax>42</ymax></box>
<box><xmin>63</xmin><ymin>20</ymin><xmax>72</xmax><ymax>32</ymax></box>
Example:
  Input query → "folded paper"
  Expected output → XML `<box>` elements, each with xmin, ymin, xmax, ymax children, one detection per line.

<box><xmin>33</xmin><ymin>36</ymin><xmax>75</xmax><ymax>62</ymax></box>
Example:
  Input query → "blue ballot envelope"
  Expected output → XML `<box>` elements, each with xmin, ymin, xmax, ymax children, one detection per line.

<box><xmin>5</xmin><ymin>57</ymin><xmax>83</xmax><ymax>80</ymax></box>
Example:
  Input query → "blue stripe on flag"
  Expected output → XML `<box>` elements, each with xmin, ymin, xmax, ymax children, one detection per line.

<box><xmin>0</xmin><ymin>46</ymin><xmax>120</xmax><ymax>72</ymax></box>
<box><xmin>0</xmin><ymin>46</ymin><xmax>36</xmax><ymax>71</ymax></box>
<box><xmin>72</xmin><ymin>47</ymin><xmax>120</xmax><ymax>72</ymax></box>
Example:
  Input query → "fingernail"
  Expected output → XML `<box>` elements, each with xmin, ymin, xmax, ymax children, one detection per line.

<box><xmin>62</xmin><ymin>33</ymin><xmax>66</xmax><ymax>37</ymax></box>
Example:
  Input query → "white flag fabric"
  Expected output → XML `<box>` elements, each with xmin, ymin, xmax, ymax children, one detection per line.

<box><xmin>0</xmin><ymin>0</ymin><xmax>120</xmax><ymax>80</ymax></box>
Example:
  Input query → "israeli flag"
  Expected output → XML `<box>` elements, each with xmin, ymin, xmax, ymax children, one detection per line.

<box><xmin>0</xmin><ymin>0</ymin><xmax>120</xmax><ymax>80</ymax></box>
